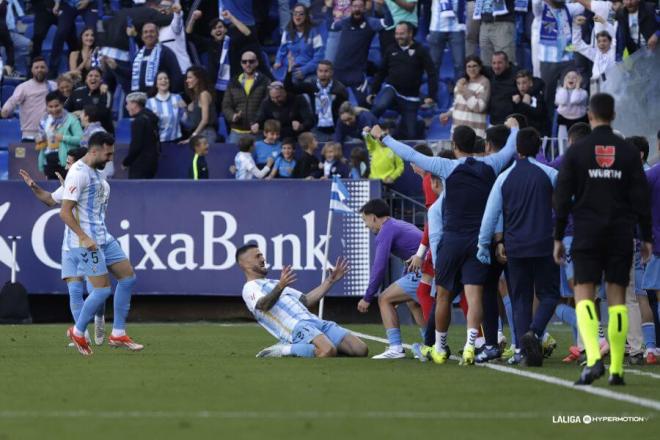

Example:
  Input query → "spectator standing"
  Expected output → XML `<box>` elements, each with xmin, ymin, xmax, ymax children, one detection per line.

<box><xmin>254</xmin><ymin>119</ymin><xmax>282</xmax><ymax>168</ymax></box>
<box><xmin>232</xmin><ymin>136</ymin><xmax>273</xmax><ymax>180</ymax></box>
<box><xmin>349</xmin><ymin>145</ymin><xmax>371</xmax><ymax>179</ymax></box>
<box><xmin>222</xmin><ymin>50</ymin><xmax>271</xmax><ymax>144</ymax></box>
<box><xmin>334</xmin><ymin>101</ymin><xmax>378</xmax><ymax>143</ymax></box>
<box><xmin>253</xmin><ymin>81</ymin><xmax>315</xmax><ymax>140</ymax></box>
<box><xmin>183</xmin><ymin>66</ymin><xmax>217</xmax><ymax>143</ymax></box>
<box><xmin>440</xmin><ymin>55</ymin><xmax>490</xmax><ymax>138</ymax></box>
<box><xmin>1</xmin><ymin>57</ymin><xmax>56</xmax><ymax>140</ymax></box>
<box><xmin>324</xmin><ymin>0</ymin><xmax>359</xmax><ymax>63</ymax></box>
<box><xmin>68</xmin><ymin>27</ymin><xmax>99</xmax><ymax>81</ymax></box>
<box><xmin>485</xmin><ymin>51</ymin><xmax>518</xmax><ymax>125</ymax></box>
<box><xmin>79</xmin><ymin>104</ymin><xmax>113</xmax><ymax>179</ymax></box>
<box><xmin>369</xmin><ymin>22</ymin><xmax>437</xmax><ymax>139</ymax></box>
<box><xmin>284</xmin><ymin>59</ymin><xmax>348</xmax><ymax>142</ymax></box>
<box><xmin>189</xmin><ymin>134</ymin><xmax>210</xmax><ymax>180</ymax></box>
<box><xmin>56</xmin><ymin>74</ymin><xmax>75</xmax><ymax>107</ymax></box>
<box><xmin>473</xmin><ymin>0</ymin><xmax>517</xmax><ymax>65</ymax></box>
<box><xmin>122</xmin><ymin>92</ymin><xmax>160</xmax><ymax>179</ymax></box>
<box><xmin>157</xmin><ymin>1</ymin><xmax>191</xmax><ymax>74</ymax></box>
<box><xmin>128</xmin><ymin>22</ymin><xmax>183</xmax><ymax>94</ymax></box>
<box><xmin>31</xmin><ymin>0</ymin><xmax>76</xmax><ymax>64</ymax></box>
<box><xmin>555</xmin><ymin>70</ymin><xmax>589</xmax><ymax>130</ymax></box>
<box><xmin>571</xmin><ymin>15</ymin><xmax>616</xmax><ymax>94</ymax></box>
<box><xmin>512</xmin><ymin>70</ymin><xmax>547</xmax><ymax>134</ymax></box>
<box><xmin>0</xmin><ymin>0</ymin><xmax>16</xmax><ymax>76</ymax></box>
<box><xmin>35</xmin><ymin>91</ymin><xmax>83</xmax><ymax>179</ymax></box>
<box><xmin>48</xmin><ymin>0</ymin><xmax>98</xmax><ymax>77</ymax></box>
<box><xmin>616</xmin><ymin>0</ymin><xmax>658</xmax><ymax>56</ymax></box>
<box><xmin>376</xmin><ymin>0</ymin><xmax>419</xmax><ymax>54</ymax></box>
<box><xmin>293</xmin><ymin>131</ymin><xmax>322</xmax><ymax>178</ymax></box>
<box><xmin>269</xmin><ymin>137</ymin><xmax>298</xmax><ymax>179</ymax></box>
<box><xmin>428</xmin><ymin>0</ymin><xmax>467</xmax><ymax>82</ymax></box>
<box><xmin>273</xmin><ymin>3</ymin><xmax>325</xmax><ymax>82</ymax></box>
<box><xmin>146</xmin><ymin>71</ymin><xmax>185</xmax><ymax>143</ymax></box>
<box><xmin>320</xmin><ymin>141</ymin><xmax>350</xmax><ymax>178</ymax></box>
<box><xmin>4</xmin><ymin>0</ymin><xmax>30</xmax><ymax>75</ymax></box>
<box><xmin>362</xmin><ymin>128</ymin><xmax>405</xmax><ymax>183</ymax></box>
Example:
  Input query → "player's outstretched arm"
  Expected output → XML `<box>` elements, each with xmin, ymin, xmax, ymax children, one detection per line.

<box><xmin>255</xmin><ymin>265</ymin><xmax>297</xmax><ymax>312</ymax></box>
<box><xmin>19</xmin><ymin>169</ymin><xmax>58</xmax><ymax>207</ymax></box>
<box><xmin>301</xmin><ymin>257</ymin><xmax>349</xmax><ymax>308</ymax></box>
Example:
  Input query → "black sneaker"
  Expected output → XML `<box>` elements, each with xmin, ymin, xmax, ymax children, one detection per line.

<box><xmin>608</xmin><ymin>373</ymin><xmax>625</xmax><ymax>386</ymax></box>
<box><xmin>575</xmin><ymin>359</ymin><xmax>605</xmax><ymax>385</ymax></box>
<box><xmin>521</xmin><ymin>331</ymin><xmax>543</xmax><ymax>367</ymax></box>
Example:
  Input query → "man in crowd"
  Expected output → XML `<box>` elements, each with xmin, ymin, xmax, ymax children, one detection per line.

<box><xmin>122</xmin><ymin>92</ymin><xmax>160</xmax><ymax>179</ymax></box>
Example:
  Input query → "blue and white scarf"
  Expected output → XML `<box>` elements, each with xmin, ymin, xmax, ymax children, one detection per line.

<box><xmin>131</xmin><ymin>44</ymin><xmax>162</xmax><ymax>91</ymax></box>
<box><xmin>315</xmin><ymin>80</ymin><xmax>334</xmax><ymax>128</ymax></box>
<box><xmin>514</xmin><ymin>0</ymin><xmax>528</xmax><ymax>13</ymax></box>
<box><xmin>438</xmin><ymin>0</ymin><xmax>467</xmax><ymax>24</ymax></box>
<box><xmin>473</xmin><ymin>0</ymin><xmax>509</xmax><ymax>20</ymax></box>
<box><xmin>5</xmin><ymin>0</ymin><xmax>24</xmax><ymax>32</ymax></box>
<box><xmin>539</xmin><ymin>3</ymin><xmax>572</xmax><ymax>49</ymax></box>
<box><xmin>215</xmin><ymin>35</ymin><xmax>231</xmax><ymax>91</ymax></box>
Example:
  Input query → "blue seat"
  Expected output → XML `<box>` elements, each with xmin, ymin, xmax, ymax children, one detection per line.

<box><xmin>0</xmin><ymin>119</ymin><xmax>22</xmax><ymax>147</ymax></box>
<box><xmin>115</xmin><ymin>118</ymin><xmax>132</xmax><ymax>144</ymax></box>
<box><xmin>217</xmin><ymin>116</ymin><xmax>228</xmax><ymax>140</ymax></box>
<box><xmin>1</xmin><ymin>84</ymin><xmax>16</xmax><ymax>105</ymax></box>
<box><xmin>427</xmin><ymin>116</ymin><xmax>451</xmax><ymax>141</ymax></box>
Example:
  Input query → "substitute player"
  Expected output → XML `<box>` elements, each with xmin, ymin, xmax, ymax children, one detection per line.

<box><xmin>60</xmin><ymin>132</ymin><xmax>142</xmax><ymax>356</ymax></box>
<box><xmin>554</xmin><ymin>93</ymin><xmax>652</xmax><ymax>385</ymax></box>
<box><xmin>237</xmin><ymin>244</ymin><xmax>368</xmax><ymax>358</ymax></box>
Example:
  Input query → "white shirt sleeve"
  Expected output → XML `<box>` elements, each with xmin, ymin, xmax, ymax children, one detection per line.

<box><xmin>51</xmin><ymin>186</ymin><xmax>64</xmax><ymax>204</ymax></box>
<box><xmin>242</xmin><ymin>282</ymin><xmax>265</xmax><ymax>313</ymax></box>
<box><xmin>61</xmin><ymin>169</ymin><xmax>89</xmax><ymax>203</ymax></box>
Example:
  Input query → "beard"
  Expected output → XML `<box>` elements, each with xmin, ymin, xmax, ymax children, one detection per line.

<box><xmin>34</xmin><ymin>72</ymin><xmax>46</xmax><ymax>82</ymax></box>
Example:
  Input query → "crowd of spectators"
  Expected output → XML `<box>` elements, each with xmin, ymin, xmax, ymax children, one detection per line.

<box><xmin>0</xmin><ymin>0</ymin><xmax>656</xmax><ymax>181</ymax></box>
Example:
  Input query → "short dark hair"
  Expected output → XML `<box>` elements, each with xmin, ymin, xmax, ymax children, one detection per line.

<box><xmin>437</xmin><ymin>149</ymin><xmax>455</xmax><ymax>159</ymax></box>
<box><xmin>31</xmin><ymin>56</ymin><xmax>47</xmax><ymax>67</ymax></box>
<box><xmin>281</xmin><ymin>137</ymin><xmax>296</xmax><ymax>147</ymax></box>
<box><xmin>567</xmin><ymin>122</ymin><xmax>591</xmax><ymax>144</ymax></box>
<box><xmin>82</xmin><ymin>104</ymin><xmax>101</xmax><ymax>122</ymax></box>
<box><xmin>485</xmin><ymin>125</ymin><xmax>511</xmax><ymax>151</ymax></box>
<box><xmin>238</xmin><ymin>136</ymin><xmax>255</xmax><ymax>152</ymax></box>
<box><xmin>589</xmin><ymin>93</ymin><xmax>615</xmax><ymax>122</ymax></box>
<box><xmin>516</xmin><ymin>127</ymin><xmax>541</xmax><ymax>157</ymax></box>
<box><xmin>413</xmin><ymin>143</ymin><xmax>433</xmax><ymax>157</ymax></box>
<box><xmin>67</xmin><ymin>147</ymin><xmax>88</xmax><ymax>161</ymax></box>
<box><xmin>492</xmin><ymin>51</ymin><xmax>509</xmax><ymax>63</ymax></box>
<box><xmin>626</xmin><ymin>136</ymin><xmax>650</xmax><ymax>162</ymax></box>
<box><xmin>595</xmin><ymin>30</ymin><xmax>612</xmax><ymax>42</ymax></box>
<box><xmin>508</xmin><ymin>113</ymin><xmax>528</xmax><ymax>128</ymax></box>
<box><xmin>263</xmin><ymin>119</ymin><xmax>281</xmax><ymax>134</ymax></box>
<box><xmin>474</xmin><ymin>137</ymin><xmax>486</xmax><ymax>154</ymax></box>
<box><xmin>235</xmin><ymin>243</ymin><xmax>259</xmax><ymax>262</ymax></box>
<box><xmin>359</xmin><ymin>199</ymin><xmax>390</xmax><ymax>218</ymax></box>
<box><xmin>515</xmin><ymin>70</ymin><xmax>533</xmax><ymax>81</ymax></box>
<box><xmin>45</xmin><ymin>91</ymin><xmax>62</xmax><ymax>104</ymax></box>
<box><xmin>452</xmin><ymin>125</ymin><xmax>477</xmax><ymax>153</ymax></box>
<box><xmin>318</xmin><ymin>60</ymin><xmax>333</xmax><ymax>70</ymax></box>
<box><xmin>396</xmin><ymin>21</ymin><xmax>415</xmax><ymax>33</ymax></box>
<box><xmin>209</xmin><ymin>17</ymin><xmax>226</xmax><ymax>32</ymax></box>
<box><xmin>190</xmin><ymin>135</ymin><xmax>207</xmax><ymax>150</ymax></box>
<box><xmin>88</xmin><ymin>131</ymin><xmax>115</xmax><ymax>149</ymax></box>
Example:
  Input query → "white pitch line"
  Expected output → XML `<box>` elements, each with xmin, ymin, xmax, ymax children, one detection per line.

<box><xmin>623</xmin><ymin>368</ymin><xmax>660</xmax><ymax>380</ymax></box>
<box><xmin>350</xmin><ymin>331</ymin><xmax>660</xmax><ymax>412</ymax></box>
<box><xmin>0</xmin><ymin>410</ymin><xmax>549</xmax><ymax>420</ymax></box>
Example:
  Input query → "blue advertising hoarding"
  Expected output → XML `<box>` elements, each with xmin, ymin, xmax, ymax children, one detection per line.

<box><xmin>0</xmin><ymin>180</ymin><xmax>380</xmax><ymax>296</ymax></box>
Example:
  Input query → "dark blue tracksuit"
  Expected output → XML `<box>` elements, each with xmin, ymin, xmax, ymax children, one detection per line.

<box><xmin>479</xmin><ymin>157</ymin><xmax>560</xmax><ymax>341</ymax></box>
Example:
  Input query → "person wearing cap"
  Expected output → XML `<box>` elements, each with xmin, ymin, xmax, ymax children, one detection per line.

<box><xmin>252</xmin><ymin>81</ymin><xmax>314</xmax><ymax>139</ymax></box>
<box><xmin>122</xmin><ymin>92</ymin><xmax>160</xmax><ymax>179</ymax></box>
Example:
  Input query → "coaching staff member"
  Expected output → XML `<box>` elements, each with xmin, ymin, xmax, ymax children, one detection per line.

<box><xmin>553</xmin><ymin>93</ymin><xmax>652</xmax><ymax>386</ymax></box>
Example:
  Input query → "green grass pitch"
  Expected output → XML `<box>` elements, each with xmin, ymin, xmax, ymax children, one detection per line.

<box><xmin>0</xmin><ymin>323</ymin><xmax>657</xmax><ymax>439</ymax></box>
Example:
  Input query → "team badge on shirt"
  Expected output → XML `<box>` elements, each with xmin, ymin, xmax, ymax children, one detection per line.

<box><xmin>595</xmin><ymin>145</ymin><xmax>616</xmax><ymax>168</ymax></box>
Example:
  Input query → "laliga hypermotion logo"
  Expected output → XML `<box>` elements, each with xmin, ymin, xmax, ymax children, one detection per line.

<box><xmin>0</xmin><ymin>202</ymin><xmax>20</xmax><ymax>272</ymax></box>
<box><xmin>595</xmin><ymin>145</ymin><xmax>616</xmax><ymax>168</ymax></box>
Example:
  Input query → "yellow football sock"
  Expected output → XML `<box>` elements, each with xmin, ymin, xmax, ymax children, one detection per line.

<box><xmin>576</xmin><ymin>300</ymin><xmax>601</xmax><ymax>367</ymax></box>
<box><xmin>608</xmin><ymin>305</ymin><xmax>629</xmax><ymax>376</ymax></box>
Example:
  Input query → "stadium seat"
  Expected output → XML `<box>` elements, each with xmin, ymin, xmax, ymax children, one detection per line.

<box><xmin>217</xmin><ymin>116</ymin><xmax>228</xmax><ymax>141</ymax></box>
<box><xmin>115</xmin><ymin>118</ymin><xmax>132</xmax><ymax>144</ymax></box>
<box><xmin>1</xmin><ymin>84</ymin><xmax>16</xmax><ymax>105</ymax></box>
<box><xmin>427</xmin><ymin>115</ymin><xmax>451</xmax><ymax>141</ymax></box>
<box><xmin>0</xmin><ymin>148</ymin><xmax>8</xmax><ymax>180</ymax></box>
<box><xmin>0</xmin><ymin>119</ymin><xmax>22</xmax><ymax>147</ymax></box>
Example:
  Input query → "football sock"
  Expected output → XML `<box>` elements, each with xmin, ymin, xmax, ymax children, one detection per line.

<box><xmin>113</xmin><ymin>275</ymin><xmax>136</xmax><ymax>331</ymax></box>
<box><xmin>503</xmin><ymin>294</ymin><xmax>517</xmax><ymax>346</ymax></box>
<box><xmin>416</xmin><ymin>281</ymin><xmax>433</xmax><ymax>321</ymax></box>
<box><xmin>435</xmin><ymin>331</ymin><xmax>447</xmax><ymax>353</ymax></box>
<box><xmin>75</xmin><ymin>286</ymin><xmax>112</xmax><ymax>335</ymax></box>
<box><xmin>642</xmin><ymin>322</ymin><xmax>657</xmax><ymax>350</ymax></box>
<box><xmin>608</xmin><ymin>305</ymin><xmax>628</xmax><ymax>375</ymax></box>
<box><xmin>555</xmin><ymin>303</ymin><xmax>578</xmax><ymax>344</ymax></box>
<box><xmin>598</xmin><ymin>324</ymin><xmax>606</xmax><ymax>341</ymax></box>
<box><xmin>576</xmin><ymin>300</ymin><xmax>601</xmax><ymax>367</ymax></box>
<box><xmin>290</xmin><ymin>344</ymin><xmax>316</xmax><ymax>358</ymax></box>
<box><xmin>86</xmin><ymin>279</ymin><xmax>105</xmax><ymax>319</ymax></box>
<box><xmin>386</xmin><ymin>328</ymin><xmax>402</xmax><ymax>351</ymax></box>
<box><xmin>465</xmin><ymin>327</ymin><xmax>479</xmax><ymax>350</ymax></box>
<box><xmin>67</xmin><ymin>280</ymin><xmax>84</xmax><ymax>322</ymax></box>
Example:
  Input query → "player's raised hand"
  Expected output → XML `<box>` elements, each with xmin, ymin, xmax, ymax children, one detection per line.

<box><xmin>19</xmin><ymin>169</ymin><xmax>36</xmax><ymax>188</ymax></box>
<box><xmin>327</xmin><ymin>256</ymin><xmax>350</xmax><ymax>283</ymax></box>
<box><xmin>277</xmin><ymin>265</ymin><xmax>297</xmax><ymax>289</ymax></box>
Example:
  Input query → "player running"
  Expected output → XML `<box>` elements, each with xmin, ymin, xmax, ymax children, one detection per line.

<box><xmin>238</xmin><ymin>244</ymin><xmax>368</xmax><ymax>358</ymax></box>
<box><xmin>59</xmin><ymin>132</ymin><xmax>142</xmax><ymax>356</ymax></box>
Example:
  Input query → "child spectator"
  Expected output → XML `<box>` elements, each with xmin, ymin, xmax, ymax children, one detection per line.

<box><xmin>361</xmin><ymin>123</ymin><xmax>404</xmax><ymax>184</ymax></box>
<box><xmin>269</xmin><ymin>138</ymin><xmax>297</xmax><ymax>179</ymax></box>
<box><xmin>189</xmin><ymin>135</ymin><xmax>210</xmax><ymax>180</ymax></box>
<box><xmin>512</xmin><ymin>70</ymin><xmax>547</xmax><ymax>135</ymax></box>
<box><xmin>319</xmin><ymin>141</ymin><xmax>350</xmax><ymax>178</ymax></box>
<box><xmin>350</xmin><ymin>146</ymin><xmax>370</xmax><ymax>179</ymax></box>
<box><xmin>231</xmin><ymin>136</ymin><xmax>273</xmax><ymax>180</ymax></box>
<box><xmin>555</xmin><ymin>71</ymin><xmax>589</xmax><ymax>130</ymax></box>
<box><xmin>254</xmin><ymin>119</ymin><xmax>282</xmax><ymax>167</ymax></box>
<box><xmin>293</xmin><ymin>132</ymin><xmax>322</xmax><ymax>179</ymax></box>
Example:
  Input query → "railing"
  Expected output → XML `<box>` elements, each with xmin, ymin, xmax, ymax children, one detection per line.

<box><xmin>382</xmin><ymin>186</ymin><xmax>427</xmax><ymax>228</ymax></box>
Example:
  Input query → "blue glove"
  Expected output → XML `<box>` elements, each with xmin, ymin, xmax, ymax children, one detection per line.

<box><xmin>477</xmin><ymin>244</ymin><xmax>491</xmax><ymax>265</ymax></box>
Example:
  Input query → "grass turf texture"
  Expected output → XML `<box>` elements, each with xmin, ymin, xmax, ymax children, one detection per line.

<box><xmin>0</xmin><ymin>323</ymin><xmax>657</xmax><ymax>439</ymax></box>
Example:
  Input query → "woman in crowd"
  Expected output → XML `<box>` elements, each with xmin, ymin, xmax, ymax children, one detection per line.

<box><xmin>68</xmin><ymin>27</ymin><xmax>99</xmax><ymax>81</ymax></box>
<box><xmin>147</xmin><ymin>71</ymin><xmax>186</xmax><ymax>143</ymax></box>
<box><xmin>183</xmin><ymin>66</ymin><xmax>218</xmax><ymax>143</ymax></box>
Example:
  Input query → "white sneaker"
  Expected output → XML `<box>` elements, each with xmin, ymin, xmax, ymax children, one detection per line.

<box><xmin>372</xmin><ymin>348</ymin><xmax>406</xmax><ymax>359</ymax></box>
<box><xmin>256</xmin><ymin>344</ymin><xmax>289</xmax><ymax>358</ymax></box>
<box><xmin>94</xmin><ymin>315</ymin><xmax>105</xmax><ymax>345</ymax></box>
